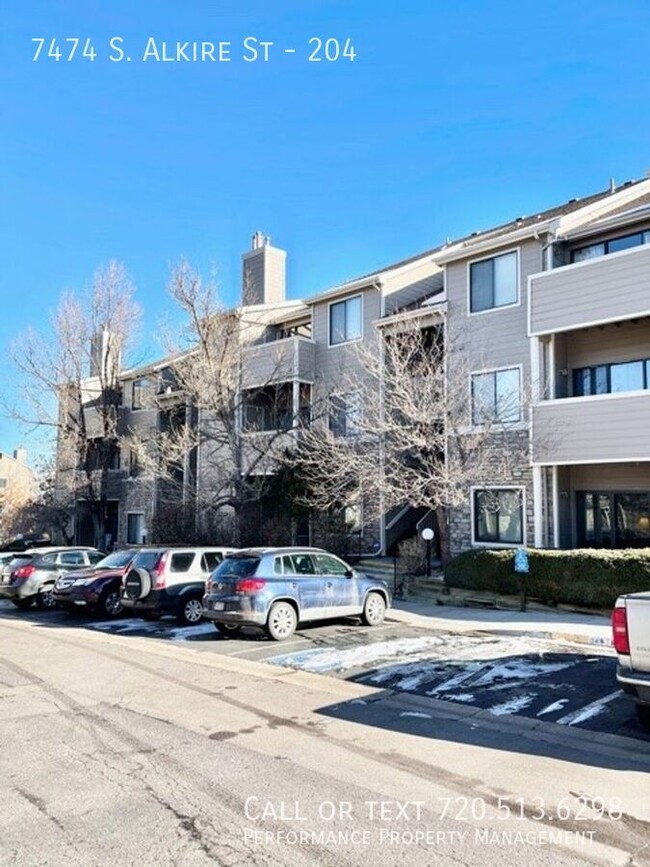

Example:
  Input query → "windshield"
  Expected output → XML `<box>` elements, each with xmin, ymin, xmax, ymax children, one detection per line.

<box><xmin>213</xmin><ymin>557</ymin><xmax>261</xmax><ymax>579</ymax></box>
<box><xmin>96</xmin><ymin>550</ymin><xmax>137</xmax><ymax>569</ymax></box>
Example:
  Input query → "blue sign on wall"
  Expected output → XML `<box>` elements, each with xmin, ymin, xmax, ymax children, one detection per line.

<box><xmin>514</xmin><ymin>548</ymin><xmax>529</xmax><ymax>574</ymax></box>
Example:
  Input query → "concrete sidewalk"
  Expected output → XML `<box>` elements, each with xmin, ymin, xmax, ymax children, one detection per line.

<box><xmin>390</xmin><ymin>597</ymin><xmax>614</xmax><ymax>648</ymax></box>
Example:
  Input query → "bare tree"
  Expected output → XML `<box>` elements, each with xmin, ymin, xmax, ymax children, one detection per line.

<box><xmin>10</xmin><ymin>261</ymin><xmax>141</xmax><ymax>545</ymax></box>
<box><xmin>124</xmin><ymin>260</ymin><xmax>315</xmax><ymax>545</ymax></box>
<box><xmin>293</xmin><ymin>316</ymin><xmax>531</xmax><ymax>563</ymax></box>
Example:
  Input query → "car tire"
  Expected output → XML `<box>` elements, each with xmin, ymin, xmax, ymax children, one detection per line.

<box><xmin>35</xmin><ymin>585</ymin><xmax>57</xmax><ymax>611</ymax></box>
<box><xmin>12</xmin><ymin>598</ymin><xmax>33</xmax><ymax>611</ymax></box>
<box><xmin>177</xmin><ymin>594</ymin><xmax>204</xmax><ymax>626</ymax></box>
<box><xmin>98</xmin><ymin>588</ymin><xmax>123</xmax><ymax>619</ymax></box>
<box><xmin>265</xmin><ymin>601</ymin><xmax>298</xmax><ymax>641</ymax></box>
<box><xmin>361</xmin><ymin>591</ymin><xmax>386</xmax><ymax>626</ymax></box>
<box><xmin>636</xmin><ymin>704</ymin><xmax>650</xmax><ymax>731</ymax></box>
<box><xmin>214</xmin><ymin>622</ymin><xmax>242</xmax><ymax>639</ymax></box>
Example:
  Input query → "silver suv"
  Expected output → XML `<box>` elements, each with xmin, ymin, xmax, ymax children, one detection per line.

<box><xmin>121</xmin><ymin>546</ymin><xmax>236</xmax><ymax>625</ymax></box>
<box><xmin>0</xmin><ymin>547</ymin><xmax>105</xmax><ymax>610</ymax></box>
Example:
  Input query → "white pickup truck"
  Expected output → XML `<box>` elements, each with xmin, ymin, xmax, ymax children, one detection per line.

<box><xmin>613</xmin><ymin>591</ymin><xmax>650</xmax><ymax>730</ymax></box>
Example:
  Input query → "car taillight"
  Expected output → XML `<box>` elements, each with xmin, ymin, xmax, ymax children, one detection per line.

<box><xmin>235</xmin><ymin>578</ymin><xmax>266</xmax><ymax>594</ymax></box>
<box><xmin>612</xmin><ymin>606</ymin><xmax>630</xmax><ymax>655</ymax></box>
<box><xmin>152</xmin><ymin>552</ymin><xmax>170</xmax><ymax>589</ymax></box>
<box><xmin>14</xmin><ymin>565</ymin><xmax>35</xmax><ymax>581</ymax></box>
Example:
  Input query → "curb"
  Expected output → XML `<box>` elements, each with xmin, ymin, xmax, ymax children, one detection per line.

<box><xmin>387</xmin><ymin>605</ymin><xmax>614</xmax><ymax>650</ymax></box>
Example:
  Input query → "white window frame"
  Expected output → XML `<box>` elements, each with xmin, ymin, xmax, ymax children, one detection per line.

<box><xmin>328</xmin><ymin>294</ymin><xmax>364</xmax><ymax>347</ymax></box>
<box><xmin>469</xmin><ymin>364</ymin><xmax>523</xmax><ymax>427</ymax></box>
<box><xmin>467</xmin><ymin>248</ymin><xmax>520</xmax><ymax>316</ymax></box>
<box><xmin>470</xmin><ymin>485</ymin><xmax>526</xmax><ymax>548</ymax></box>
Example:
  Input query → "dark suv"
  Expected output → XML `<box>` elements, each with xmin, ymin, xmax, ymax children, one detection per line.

<box><xmin>121</xmin><ymin>546</ymin><xmax>236</xmax><ymax>625</ymax></box>
<box><xmin>53</xmin><ymin>548</ymin><xmax>141</xmax><ymax>618</ymax></box>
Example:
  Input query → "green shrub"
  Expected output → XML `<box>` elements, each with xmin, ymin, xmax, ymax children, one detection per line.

<box><xmin>444</xmin><ymin>548</ymin><xmax>650</xmax><ymax>609</ymax></box>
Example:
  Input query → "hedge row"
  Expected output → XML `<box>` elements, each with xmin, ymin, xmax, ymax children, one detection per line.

<box><xmin>444</xmin><ymin>548</ymin><xmax>650</xmax><ymax>609</ymax></box>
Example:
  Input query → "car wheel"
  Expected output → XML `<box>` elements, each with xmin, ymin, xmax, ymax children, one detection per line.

<box><xmin>35</xmin><ymin>585</ymin><xmax>57</xmax><ymax>611</ymax></box>
<box><xmin>214</xmin><ymin>622</ymin><xmax>242</xmax><ymax>639</ymax></box>
<box><xmin>12</xmin><ymin>598</ymin><xmax>33</xmax><ymax>611</ymax></box>
<box><xmin>98</xmin><ymin>588</ymin><xmax>123</xmax><ymax>619</ymax></box>
<box><xmin>177</xmin><ymin>594</ymin><xmax>204</xmax><ymax>626</ymax></box>
<box><xmin>266</xmin><ymin>601</ymin><xmax>297</xmax><ymax>641</ymax></box>
<box><xmin>361</xmin><ymin>591</ymin><xmax>386</xmax><ymax>626</ymax></box>
<box><xmin>636</xmin><ymin>704</ymin><xmax>650</xmax><ymax>731</ymax></box>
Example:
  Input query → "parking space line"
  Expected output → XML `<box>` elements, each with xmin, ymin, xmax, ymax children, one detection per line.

<box><xmin>228</xmin><ymin>641</ymin><xmax>306</xmax><ymax>656</ymax></box>
<box><xmin>555</xmin><ymin>690</ymin><xmax>623</xmax><ymax>726</ymax></box>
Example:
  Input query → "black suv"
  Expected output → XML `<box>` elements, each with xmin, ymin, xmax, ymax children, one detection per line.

<box><xmin>121</xmin><ymin>546</ymin><xmax>235</xmax><ymax>625</ymax></box>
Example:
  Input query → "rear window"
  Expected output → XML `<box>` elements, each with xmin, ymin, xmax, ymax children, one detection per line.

<box><xmin>7</xmin><ymin>556</ymin><xmax>32</xmax><ymax>569</ymax></box>
<box><xmin>214</xmin><ymin>557</ymin><xmax>261</xmax><ymax>579</ymax></box>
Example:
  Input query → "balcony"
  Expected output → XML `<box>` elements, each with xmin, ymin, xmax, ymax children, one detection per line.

<box><xmin>531</xmin><ymin>391</ymin><xmax>650</xmax><ymax>464</ymax></box>
<box><xmin>529</xmin><ymin>244</ymin><xmax>650</xmax><ymax>336</ymax></box>
<box><xmin>240</xmin><ymin>336</ymin><xmax>315</xmax><ymax>389</ymax></box>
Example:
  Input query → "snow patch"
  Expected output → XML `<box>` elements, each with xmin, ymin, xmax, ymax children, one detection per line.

<box><xmin>400</xmin><ymin>711</ymin><xmax>432</xmax><ymax>719</ymax></box>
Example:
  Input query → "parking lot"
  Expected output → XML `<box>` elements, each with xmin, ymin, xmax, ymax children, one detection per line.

<box><xmin>1</xmin><ymin>598</ymin><xmax>646</xmax><ymax>743</ymax></box>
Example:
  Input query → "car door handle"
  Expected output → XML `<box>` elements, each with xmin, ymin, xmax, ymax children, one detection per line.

<box><xmin>326</xmin><ymin>582</ymin><xmax>333</xmax><ymax>588</ymax></box>
<box><xmin>290</xmin><ymin>582</ymin><xmax>298</xmax><ymax>589</ymax></box>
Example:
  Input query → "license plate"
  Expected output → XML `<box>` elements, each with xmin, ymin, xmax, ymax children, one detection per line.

<box><xmin>214</xmin><ymin>602</ymin><xmax>225</xmax><ymax>611</ymax></box>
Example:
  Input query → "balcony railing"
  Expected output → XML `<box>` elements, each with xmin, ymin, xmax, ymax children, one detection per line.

<box><xmin>529</xmin><ymin>244</ymin><xmax>650</xmax><ymax>336</ymax></box>
<box><xmin>240</xmin><ymin>336</ymin><xmax>315</xmax><ymax>389</ymax></box>
<box><xmin>532</xmin><ymin>391</ymin><xmax>650</xmax><ymax>464</ymax></box>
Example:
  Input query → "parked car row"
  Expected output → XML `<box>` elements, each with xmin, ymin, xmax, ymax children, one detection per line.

<box><xmin>0</xmin><ymin>543</ymin><xmax>391</xmax><ymax>640</ymax></box>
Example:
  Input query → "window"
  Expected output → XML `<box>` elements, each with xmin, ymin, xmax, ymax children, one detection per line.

<box><xmin>329</xmin><ymin>296</ymin><xmax>362</xmax><ymax>345</ymax></box>
<box><xmin>471</xmin><ymin>368</ymin><xmax>521</xmax><ymax>425</ymax></box>
<box><xmin>281</xmin><ymin>553</ymin><xmax>316</xmax><ymax>575</ymax></box>
<box><xmin>132</xmin><ymin>378</ymin><xmax>153</xmax><ymax>410</ymax></box>
<box><xmin>469</xmin><ymin>251</ymin><xmax>518</xmax><ymax>313</ymax></box>
<box><xmin>59</xmin><ymin>552</ymin><xmax>85</xmax><ymax>566</ymax></box>
<box><xmin>0</xmin><ymin>478</ymin><xmax>6</xmax><ymax>490</ymax></box>
<box><xmin>315</xmin><ymin>554</ymin><xmax>349</xmax><ymax>576</ymax></box>
<box><xmin>202</xmin><ymin>552</ymin><xmax>224</xmax><ymax>572</ymax></box>
<box><xmin>127</xmin><ymin>513</ymin><xmax>145</xmax><ymax>544</ymax></box>
<box><xmin>329</xmin><ymin>392</ymin><xmax>361</xmax><ymax>437</ymax></box>
<box><xmin>88</xmin><ymin>552</ymin><xmax>105</xmax><ymax>565</ymax></box>
<box><xmin>473</xmin><ymin>489</ymin><xmax>523</xmax><ymax>545</ymax></box>
<box><xmin>573</xmin><ymin>358</ymin><xmax>650</xmax><ymax>396</ymax></box>
<box><xmin>571</xmin><ymin>231</ymin><xmax>650</xmax><ymax>263</ymax></box>
<box><xmin>578</xmin><ymin>492</ymin><xmax>650</xmax><ymax>548</ymax></box>
<box><xmin>170</xmin><ymin>553</ymin><xmax>194</xmax><ymax>572</ymax></box>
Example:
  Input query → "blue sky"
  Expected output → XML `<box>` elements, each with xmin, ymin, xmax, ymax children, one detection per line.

<box><xmin>2</xmin><ymin>0</ymin><xmax>650</xmax><ymax>459</ymax></box>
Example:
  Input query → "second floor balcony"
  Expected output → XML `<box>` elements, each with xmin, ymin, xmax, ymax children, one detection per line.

<box><xmin>240</xmin><ymin>335</ymin><xmax>315</xmax><ymax>389</ymax></box>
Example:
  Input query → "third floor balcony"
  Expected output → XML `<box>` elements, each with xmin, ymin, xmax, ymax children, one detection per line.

<box><xmin>529</xmin><ymin>243</ymin><xmax>650</xmax><ymax>337</ymax></box>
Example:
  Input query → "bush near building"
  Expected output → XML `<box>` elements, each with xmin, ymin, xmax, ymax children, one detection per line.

<box><xmin>444</xmin><ymin>548</ymin><xmax>650</xmax><ymax>609</ymax></box>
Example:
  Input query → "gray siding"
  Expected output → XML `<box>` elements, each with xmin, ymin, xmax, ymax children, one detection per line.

<box><xmin>530</xmin><ymin>244</ymin><xmax>650</xmax><ymax>336</ymax></box>
<box><xmin>446</xmin><ymin>238</ymin><xmax>543</xmax><ymax>424</ymax></box>
<box><xmin>240</xmin><ymin>337</ymin><xmax>315</xmax><ymax>388</ymax></box>
<box><xmin>532</xmin><ymin>393</ymin><xmax>650</xmax><ymax>464</ymax></box>
<box><xmin>311</xmin><ymin>286</ymin><xmax>381</xmax><ymax>403</ymax></box>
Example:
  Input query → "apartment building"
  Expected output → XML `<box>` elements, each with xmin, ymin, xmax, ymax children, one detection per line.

<box><xmin>58</xmin><ymin>178</ymin><xmax>650</xmax><ymax>556</ymax></box>
<box><xmin>0</xmin><ymin>448</ymin><xmax>37</xmax><ymax>541</ymax></box>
